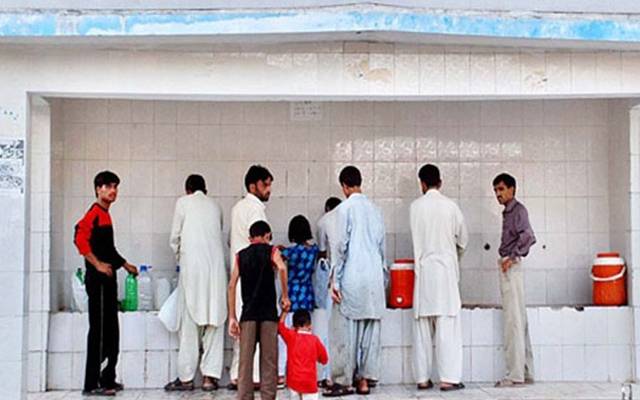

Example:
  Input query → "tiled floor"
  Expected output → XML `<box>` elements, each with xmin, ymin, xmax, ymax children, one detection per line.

<box><xmin>28</xmin><ymin>383</ymin><xmax>636</xmax><ymax>400</ymax></box>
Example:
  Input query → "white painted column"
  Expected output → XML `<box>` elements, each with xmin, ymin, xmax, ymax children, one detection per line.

<box><xmin>0</xmin><ymin>90</ymin><xmax>28</xmax><ymax>399</ymax></box>
<box><xmin>630</xmin><ymin>106</ymin><xmax>640</xmax><ymax>380</ymax></box>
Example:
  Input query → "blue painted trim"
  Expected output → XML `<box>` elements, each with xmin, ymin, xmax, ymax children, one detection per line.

<box><xmin>2</xmin><ymin>7</ymin><xmax>640</xmax><ymax>42</ymax></box>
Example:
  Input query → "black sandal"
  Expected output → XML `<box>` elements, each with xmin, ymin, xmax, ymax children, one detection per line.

<box><xmin>104</xmin><ymin>382</ymin><xmax>124</xmax><ymax>392</ymax></box>
<box><xmin>323</xmin><ymin>383</ymin><xmax>355</xmax><ymax>397</ymax></box>
<box><xmin>202</xmin><ymin>378</ymin><xmax>219</xmax><ymax>391</ymax></box>
<box><xmin>82</xmin><ymin>388</ymin><xmax>116</xmax><ymax>396</ymax></box>
<box><xmin>440</xmin><ymin>382</ymin><xmax>465</xmax><ymax>392</ymax></box>
<box><xmin>417</xmin><ymin>380</ymin><xmax>434</xmax><ymax>390</ymax></box>
<box><xmin>164</xmin><ymin>378</ymin><xmax>194</xmax><ymax>391</ymax></box>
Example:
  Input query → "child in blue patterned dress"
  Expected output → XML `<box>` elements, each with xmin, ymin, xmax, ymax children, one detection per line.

<box><xmin>278</xmin><ymin>215</ymin><xmax>320</xmax><ymax>385</ymax></box>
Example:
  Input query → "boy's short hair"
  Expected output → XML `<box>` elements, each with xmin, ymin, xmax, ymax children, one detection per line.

<box><xmin>249</xmin><ymin>220</ymin><xmax>271</xmax><ymax>238</ymax></box>
<box><xmin>244</xmin><ymin>165</ymin><xmax>273</xmax><ymax>191</ymax></box>
<box><xmin>185</xmin><ymin>174</ymin><xmax>207</xmax><ymax>194</ymax></box>
<box><xmin>324</xmin><ymin>197</ymin><xmax>341</xmax><ymax>212</ymax></box>
<box><xmin>94</xmin><ymin>171</ymin><xmax>120</xmax><ymax>193</ymax></box>
<box><xmin>339</xmin><ymin>165</ymin><xmax>362</xmax><ymax>187</ymax></box>
<box><xmin>493</xmin><ymin>173</ymin><xmax>517</xmax><ymax>189</ymax></box>
<box><xmin>293</xmin><ymin>310</ymin><xmax>311</xmax><ymax>328</ymax></box>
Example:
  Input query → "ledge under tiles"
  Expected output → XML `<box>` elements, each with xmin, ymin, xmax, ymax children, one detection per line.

<box><xmin>41</xmin><ymin>306</ymin><xmax>633</xmax><ymax>390</ymax></box>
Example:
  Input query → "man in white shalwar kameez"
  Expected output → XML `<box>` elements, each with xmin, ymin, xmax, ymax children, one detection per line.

<box><xmin>165</xmin><ymin>175</ymin><xmax>227</xmax><ymax>391</ymax></box>
<box><xmin>314</xmin><ymin>197</ymin><xmax>342</xmax><ymax>385</ymax></box>
<box><xmin>228</xmin><ymin>165</ymin><xmax>274</xmax><ymax>389</ymax></box>
<box><xmin>410</xmin><ymin>164</ymin><xmax>468</xmax><ymax>392</ymax></box>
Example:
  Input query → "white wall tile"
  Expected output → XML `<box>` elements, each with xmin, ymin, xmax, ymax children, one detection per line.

<box><xmin>471</xmin><ymin>346</ymin><xmax>494</xmax><ymax>382</ymax></box>
<box><xmin>47</xmin><ymin>352</ymin><xmax>72</xmax><ymax>390</ymax></box>
<box><xmin>48</xmin><ymin>313</ymin><xmax>73</xmax><ymax>352</ymax></box>
<box><xmin>145</xmin><ymin>351</ymin><xmax>170</xmax><ymax>388</ymax></box>
<box><xmin>539</xmin><ymin>345</ymin><xmax>563</xmax><ymax>381</ymax></box>
<box><xmin>584</xmin><ymin>307</ymin><xmax>609</xmax><ymax>345</ymax></box>
<box><xmin>471</xmin><ymin>308</ymin><xmax>494</xmax><ymax>346</ymax></box>
<box><xmin>122</xmin><ymin>351</ymin><xmax>145</xmax><ymax>389</ymax></box>
<box><xmin>561</xmin><ymin>345</ymin><xmax>585</xmax><ymax>381</ymax></box>
<box><xmin>607</xmin><ymin>307</ymin><xmax>632</xmax><ymax>345</ymax></box>
<box><xmin>584</xmin><ymin>345</ymin><xmax>609</xmax><ymax>381</ymax></box>
<box><xmin>608</xmin><ymin>345</ymin><xmax>632</xmax><ymax>381</ymax></box>
<box><xmin>146</xmin><ymin>314</ymin><xmax>170</xmax><ymax>350</ymax></box>
<box><xmin>121</xmin><ymin>312</ymin><xmax>146</xmax><ymax>351</ymax></box>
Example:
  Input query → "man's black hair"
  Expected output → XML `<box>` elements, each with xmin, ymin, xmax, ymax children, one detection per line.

<box><xmin>324</xmin><ymin>197</ymin><xmax>342</xmax><ymax>212</ymax></box>
<box><xmin>94</xmin><ymin>171</ymin><xmax>120</xmax><ymax>196</ymax></box>
<box><xmin>185</xmin><ymin>174</ymin><xmax>207</xmax><ymax>194</ymax></box>
<box><xmin>493</xmin><ymin>173</ymin><xmax>517</xmax><ymax>189</ymax></box>
<box><xmin>288</xmin><ymin>215</ymin><xmax>313</xmax><ymax>245</ymax></box>
<box><xmin>418</xmin><ymin>164</ymin><xmax>441</xmax><ymax>188</ymax></box>
<box><xmin>339</xmin><ymin>165</ymin><xmax>362</xmax><ymax>187</ymax></box>
<box><xmin>293</xmin><ymin>310</ymin><xmax>311</xmax><ymax>328</ymax></box>
<box><xmin>249</xmin><ymin>220</ymin><xmax>272</xmax><ymax>238</ymax></box>
<box><xmin>244</xmin><ymin>165</ymin><xmax>273</xmax><ymax>191</ymax></box>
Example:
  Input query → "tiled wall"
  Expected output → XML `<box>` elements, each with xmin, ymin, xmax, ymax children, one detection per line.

<box><xmin>48</xmin><ymin>98</ymin><xmax>621</xmax><ymax>310</ymax></box>
<box><xmin>45</xmin><ymin>306</ymin><xmax>633</xmax><ymax>389</ymax></box>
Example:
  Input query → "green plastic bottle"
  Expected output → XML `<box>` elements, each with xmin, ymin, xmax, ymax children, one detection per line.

<box><xmin>124</xmin><ymin>273</ymin><xmax>138</xmax><ymax>311</ymax></box>
<box><xmin>75</xmin><ymin>267</ymin><xmax>84</xmax><ymax>284</ymax></box>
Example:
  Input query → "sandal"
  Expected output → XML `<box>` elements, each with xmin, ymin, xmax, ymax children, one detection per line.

<box><xmin>82</xmin><ymin>388</ymin><xmax>116</xmax><ymax>396</ymax></box>
<box><xmin>366</xmin><ymin>379</ymin><xmax>378</xmax><ymax>388</ymax></box>
<box><xmin>417</xmin><ymin>380</ymin><xmax>433</xmax><ymax>390</ymax></box>
<box><xmin>494</xmin><ymin>378</ymin><xmax>522</xmax><ymax>387</ymax></box>
<box><xmin>103</xmin><ymin>382</ymin><xmax>123</xmax><ymax>392</ymax></box>
<box><xmin>164</xmin><ymin>378</ymin><xmax>195</xmax><ymax>391</ymax></box>
<box><xmin>202</xmin><ymin>377</ymin><xmax>219</xmax><ymax>392</ymax></box>
<box><xmin>226</xmin><ymin>381</ymin><xmax>238</xmax><ymax>391</ymax></box>
<box><xmin>323</xmin><ymin>383</ymin><xmax>355</xmax><ymax>397</ymax></box>
<box><xmin>440</xmin><ymin>382</ymin><xmax>465</xmax><ymax>392</ymax></box>
<box><xmin>277</xmin><ymin>376</ymin><xmax>286</xmax><ymax>389</ymax></box>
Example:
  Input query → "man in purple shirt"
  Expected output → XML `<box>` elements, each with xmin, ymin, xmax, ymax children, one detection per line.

<box><xmin>493</xmin><ymin>173</ymin><xmax>536</xmax><ymax>388</ymax></box>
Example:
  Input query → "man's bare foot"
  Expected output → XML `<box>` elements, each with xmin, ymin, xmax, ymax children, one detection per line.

<box><xmin>356</xmin><ymin>378</ymin><xmax>370</xmax><ymax>395</ymax></box>
<box><xmin>202</xmin><ymin>376</ymin><xmax>218</xmax><ymax>391</ymax></box>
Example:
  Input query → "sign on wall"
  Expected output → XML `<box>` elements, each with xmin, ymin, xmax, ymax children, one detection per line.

<box><xmin>0</xmin><ymin>138</ymin><xmax>25</xmax><ymax>194</ymax></box>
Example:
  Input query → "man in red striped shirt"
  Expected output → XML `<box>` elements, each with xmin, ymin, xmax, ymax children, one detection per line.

<box><xmin>74</xmin><ymin>171</ymin><xmax>137</xmax><ymax>396</ymax></box>
<box><xmin>278</xmin><ymin>309</ymin><xmax>328</xmax><ymax>400</ymax></box>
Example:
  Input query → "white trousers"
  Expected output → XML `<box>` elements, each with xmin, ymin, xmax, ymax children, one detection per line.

<box><xmin>312</xmin><ymin>306</ymin><xmax>332</xmax><ymax>381</ymax></box>
<box><xmin>413</xmin><ymin>314</ymin><xmax>463</xmax><ymax>384</ymax></box>
<box><xmin>177</xmin><ymin>308</ymin><xmax>224</xmax><ymax>381</ymax></box>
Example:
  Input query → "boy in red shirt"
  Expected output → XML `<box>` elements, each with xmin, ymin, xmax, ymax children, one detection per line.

<box><xmin>279</xmin><ymin>309</ymin><xmax>328</xmax><ymax>400</ymax></box>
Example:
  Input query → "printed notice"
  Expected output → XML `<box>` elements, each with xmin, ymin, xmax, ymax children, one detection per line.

<box><xmin>0</xmin><ymin>138</ymin><xmax>25</xmax><ymax>193</ymax></box>
<box><xmin>290</xmin><ymin>102</ymin><xmax>323</xmax><ymax>121</ymax></box>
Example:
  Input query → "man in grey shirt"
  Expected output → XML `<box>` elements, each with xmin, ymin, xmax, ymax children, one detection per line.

<box><xmin>493</xmin><ymin>173</ymin><xmax>536</xmax><ymax>388</ymax></box>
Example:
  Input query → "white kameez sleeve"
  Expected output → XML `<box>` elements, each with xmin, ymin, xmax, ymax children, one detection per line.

<box><xmin>169</xmin><ymin>197</ymin><xmax>185</xmax><ymax>259</ymax></box>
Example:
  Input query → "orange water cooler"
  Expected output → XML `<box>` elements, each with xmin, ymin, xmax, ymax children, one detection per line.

<box><xmin>591</xmin><ymin>252</ymin><xmax>627</xmax><ymax>306</ymax></box>
<box><xmin>388</xmin><ymin>259</ymin><xmax>415</xmax><ymax>309</ymax></box>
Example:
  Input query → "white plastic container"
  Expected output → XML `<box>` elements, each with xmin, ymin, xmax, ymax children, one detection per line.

<box><xmin>138</xmin><ymin>265</ymin><xmax>154</xmax><ymax>311</ymax></box>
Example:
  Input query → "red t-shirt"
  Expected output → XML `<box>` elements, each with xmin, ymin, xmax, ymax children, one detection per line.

<box><xmin>278</xmin><ymin>321</ymin><xmax>328</xmax><ymax>394</ymax></box>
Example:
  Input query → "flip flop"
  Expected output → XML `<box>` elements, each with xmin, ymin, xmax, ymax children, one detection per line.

<box><xmin>202</xmin><ymin>378</ymin><xmax>219</xmax><ymax>392</ymax></box>
<box><xmin>226</xmin><ymin>382</ymin><xmax>238</xmax><ymax>391</ymax></box>
<box><xmin>323</xmin><ymin>384</ymin><xmax>355</xmax><ymax>397</ymax></box>
<box><xmin>417</xmin><ymin>381</ymin><xmax>434</xmax><ymax>390</ymax></box>
<box><xmin>164</xmin><ymin>378</ymin><xmax>195</xmax><ymax>391</ymax></box>
<box><xmin>81</xmin><ymin>388</ymin><xmax>116</xmax><ymax>396</ymax></box>
<box><xmin>440</xmin><ymin>382</ymin><xmax>465</xmax><ymax>392</ymax></box>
